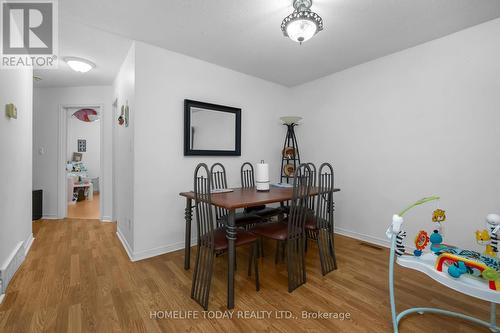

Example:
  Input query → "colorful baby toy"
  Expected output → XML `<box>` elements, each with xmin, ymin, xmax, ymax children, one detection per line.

<box><xmin>476</xmin><ymin>229</ymin><xmax>496</xmax><ymax>257</ymax></box>
<box><xmin>387</xmin><ymin>197</ymin><xmax>499</xmax><ymax>333</ymax></box>
<box><xmin>486</xmin><ymin>214</ymin><xmax>500</xmax><ymax>255</ymax></box>
<box><xmin>413</xmin><ymin>230</ymin><xmax>429</xmax><ymax>256</ymax></box>
<box><xmin>432</xmin><ymin>208</ymin><xmax>446</xmax><ymax>223</ymax></box>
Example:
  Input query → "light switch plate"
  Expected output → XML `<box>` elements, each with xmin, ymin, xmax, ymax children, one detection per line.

<box><xmin>6</xmin><ymin>103</ymin><xmax>17</xmax><ymax>119</ymax></box>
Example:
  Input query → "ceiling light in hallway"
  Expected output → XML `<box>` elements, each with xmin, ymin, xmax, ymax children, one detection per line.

<box><xmin>64</xmin><ymin>57</ymin><xmax>96</xmax><ymax>73</ymax></box>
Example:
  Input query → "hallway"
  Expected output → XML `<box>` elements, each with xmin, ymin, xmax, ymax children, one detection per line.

<box><xmin>67</xmin><ymin>193</ymin><xmax>100</xmax><ymax>220</ymax></box>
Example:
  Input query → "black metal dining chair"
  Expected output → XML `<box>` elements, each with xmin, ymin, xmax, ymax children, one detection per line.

<box><xmin>281</xmin><ymin>162</ymin><xmax>316</xmax><ymax>219</ymax></box>
<box><xmin>210</xmin><ymin>163</ymin><xmax>262</xmax><ymax>228</ymax></box>
<box><xmin>305</xmin><ymin>163</ymin><xmax>338</xmax><ymax>275</ymax></box>
<box><xmin>191</xmin><ymin>163</ymin><xmax>260</xmax><ymax>310</ymax></box>
<box><xmin>241</xmin><ymin>162</ymin><xmax>283</xmax><ymax>220</ymax></box>
<box><xmin>251</xmin><ymin>163</ymin><xmax>313</xmax><ymax>292</ymax></box>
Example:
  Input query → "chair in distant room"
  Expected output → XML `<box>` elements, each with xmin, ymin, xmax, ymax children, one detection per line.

<box><xmin>210</xmin><ymin>163</ymin><xmax>262</xmax><ymax>229</ymax></box>
<box><xmin>191</xmin><ymin>163</ymin><xmax>259</xmax><ymax>310</ymax></box>
<box><xmin>240</xmin><ymin>162</ymin><xmax>283</xmax><ymax>220</ymax></box>
<box><xmin>251</xmin><ymin>163</ymin><xmax>313</xmax><ymax>292</ymax></box>
<box><xmin>305</xmin><ymin>162</ymin><xmax>338</xmax><ymax>275</ymax></box>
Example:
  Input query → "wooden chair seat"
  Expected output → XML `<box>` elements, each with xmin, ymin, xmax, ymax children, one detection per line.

<box><xmin>305</xmin><ymin>216</ymin><xmax>316</xmax><ymax>230</ymax></box>
<box><xmin>252</xmin><ymin>222</ymin><xmax>288</xmax><ymax>241</ymax></box>
<box><xmin>252</xmin><ymin>220</ymin><xmax>303</xmax><ymax>241</ymax></box>
<box><xmin>206</xmin><ymin>228</ymin><xmax>259</xmax><ymax>251</ymax></box>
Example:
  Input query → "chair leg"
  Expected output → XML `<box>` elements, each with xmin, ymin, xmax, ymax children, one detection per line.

<box><xmin>191</xmin><ymin>245</ymin><xmax>215</xmax><ymax>310</ymax></box>
<box><xmin>281</xmin><ymin>240</ymin><xmax>286</xmax><ymax>261</ymax></box>
<box><xmin>234</xmin><ymin>249</ymin><xmax>237</xmax><ymax>271</ymax></box>
<box><xmin>330</xmin><ymin>232</ymin><xmax>338</xmax><ymax>270</ymax></box>
<box><xmin>305</xmin><ymin>232</ymin><xmax>309</xmax><ymax>252</ymax></box>
<box><xmin>254</xmin><ymin>242</ymin><xmax>260</xmax><ymax>291</ymax></box>
<box><xmin>275</xmin><ymin>240</ymin><xmax>280</xmax><ymax>264</ymax></box>
<box><xmin>248</xmin><ymin>244</ymin><xmax>253</xmax><ymax>277</ymax></box>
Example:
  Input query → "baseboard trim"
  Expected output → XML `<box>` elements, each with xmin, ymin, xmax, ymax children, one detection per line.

<box><xmin>116</xmin><ymin>226</ymin><xmax>393</xmax><ymax>262</ymax></box>
<box><xmin>41</xmin><ymin>215</ymin><xmax>59</xmax><ymax>220</ymax></box>
<box><xmin>334</xmin><ymin>226</ymin><xmax>391</xmax><ymax>249</ymax></box>
<box><xmin>116</xmin><ymin>227</ymin><xmax>134</xmax><ymax>261</ymax></box>
<box><xmin>101</xmin><ymin>217</ymin><xmax>115</xmax><ymax>223</ymax></box>
<box><xmin>115</xmin><ymin>229</ymin><xmax>198</xmax><ymax>262</ymax></box>
<box><xmin>0</xmin><ymin>233</ymin><xmax>34</xmax><ymax>299</ymax></box>
<box><xmin>23</xmin><ymin>233</ymin><xmax>35</xmax><ymax>256</ymax></box>
<box><xmin>132</xmin><ymin>237</ymin><xmax>198</xmax><ymax>262</ymax></box>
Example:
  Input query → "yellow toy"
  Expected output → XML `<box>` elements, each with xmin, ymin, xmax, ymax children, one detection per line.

<box><xmin>432</xmin><ymin>209</ymin><xmax>446</xmax><ymax>223</ymax></box>
<box><xmin>476</xmin><ymin>229</ymin><xmax>496</xmax><ymax>257</ymax></box>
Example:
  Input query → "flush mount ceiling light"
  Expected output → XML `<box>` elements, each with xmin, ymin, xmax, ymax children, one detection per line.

<box><xmin>281</xmin><ymin>0</ymin><xmax>323</xmax><ymax>44</ymax></box>
<box><xmin>64</xmin><ymin>57</ymin><xmax>96</xmax><ymax>73</ymax></box>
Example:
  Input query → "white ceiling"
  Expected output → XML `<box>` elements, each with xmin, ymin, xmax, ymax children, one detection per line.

<box><xmin>33</xmin><ymin>17</ymin><xmax>132</xmax><ymax>88</ymax></box>
<box><xmin>38</xmin><ymin>0</ymin><xmax>500</xmax><ymax>87</ymax></box>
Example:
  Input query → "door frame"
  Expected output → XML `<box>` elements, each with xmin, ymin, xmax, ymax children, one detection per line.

<box><xmin>111</xmin><ymin>98</ymin><xmax>118</xmax><ymax>221</ymax></box>
<box><xmin>57</xmin><ymin>103</ymin><xmax>105</xmax><ymax>220</ymax></box>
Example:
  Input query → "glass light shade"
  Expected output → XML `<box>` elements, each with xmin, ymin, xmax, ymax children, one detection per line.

<box><xmin>64</xmin><ymin>57</ymin><xmax>95</xmax><ymax>73</ymax></box>
<box><xmin>280</xmin><ymin>116</ymin><xmax>303</xmax><ymax>125</ymax></box>
<box><xmin>286</xmin><ymin>19</ymin><xmax>317</xmax><ymax>43</ymax></box>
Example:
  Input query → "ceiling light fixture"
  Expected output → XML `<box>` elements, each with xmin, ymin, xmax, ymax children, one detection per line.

<box><xmin>64</xmin><ymin>57</ymin><xmax>96</xmax><ymax>73</ymax></box>
<box><xmin>281</xmin><ymin>0</ymin><xmax>323</xmax><ymax>45</ymax></box>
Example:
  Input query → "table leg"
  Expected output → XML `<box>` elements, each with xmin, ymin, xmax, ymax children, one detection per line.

<box><xmin>184</xmin><ymin>198</ymin><xmax>193</xmax><ymax>270</ymax></box>
<box><xmin>226</xmin><ymin>209</ymin><xmax>236</xmax><ymax>309</ymax></box>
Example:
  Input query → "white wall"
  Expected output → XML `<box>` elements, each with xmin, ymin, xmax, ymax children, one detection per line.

<box><xmin>67</xmin><ymin>112</ymin><xmax>101</xmax><ymax>179</ymax></box>
<box><xmin>292</xmin><ymin>18</ymin><xmax>500</xmax><ymax>251</ymax></box>
<box><xmin>113</xmin><ymin>43</ymin><xmax>136</xmax><ymax>252</ymax></box>
<box><xmin>33</xmin><ymin>86</ymin><xmax>113</xmax><ymax>219</ymax></box>
<box><xmin>129</xmin><ymin>41</ymin><xmax>291</xmax><ymax>259</ymax></box>
<box><xmin>0</xmin><ymin>67</ymin><xmax>33</xmax><ymax>294</ymax></box>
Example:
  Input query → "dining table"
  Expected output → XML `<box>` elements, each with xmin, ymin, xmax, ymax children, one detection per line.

<box><xmin>179</xmin><ymin>185</ymin><xmax>340</xmax><ymax>309</ymax></box>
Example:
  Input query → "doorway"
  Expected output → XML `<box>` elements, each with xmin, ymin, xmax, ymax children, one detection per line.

<box><xmin>58</xmin><ymin>104</ymin><xmax>104</xmax><ymax>220</ymax></box>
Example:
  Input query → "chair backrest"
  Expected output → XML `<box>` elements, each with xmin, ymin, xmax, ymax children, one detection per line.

<box><xmin>210</xmin><ymin>162</ymin><xmax>229</xmax><ymax>223</ymax></box>
<box><xmin>241</xmin><ymin>162</ymin><xmax>255</xmax><ymax>188</ymax></box>
<box><xmin>288</xmin><ymin>163</ymin><xmax>313</xmax><ymax>240</ymax></box>
<box><xmin>210</xmin><ymin>163</ymin><xmax>228</xmax><ymax>190</ymax></box>
<box><xmin>305</xmin><ymin>162</ymin><xmax>317</xmax><ymax>211</ymax></box>
<box><xmin>315</xmin><ymin>163</ymin><xmax>334</xmax><ymax>229</ymax></box>
<box><xmin>194</xmin><ymin>163</ymin><xmax>215</xmax><ymax>247</ymax></box>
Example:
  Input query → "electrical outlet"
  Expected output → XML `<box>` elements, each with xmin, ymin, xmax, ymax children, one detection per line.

<box><xmin>38</xmin><ymin>147</ymin><xmax>45</xmax><ymax>155</ymax></box>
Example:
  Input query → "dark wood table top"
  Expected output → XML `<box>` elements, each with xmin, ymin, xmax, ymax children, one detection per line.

<box><xmin>179</xmin><ymin>187</ymin><xmax>340</xmax><ymax>210</ymax></box>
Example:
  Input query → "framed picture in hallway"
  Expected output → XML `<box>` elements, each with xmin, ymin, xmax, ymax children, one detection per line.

<box><xmin>78</xmin><ymin>139</ymin><xmax>87</xmax><ymax>152</ymax></box>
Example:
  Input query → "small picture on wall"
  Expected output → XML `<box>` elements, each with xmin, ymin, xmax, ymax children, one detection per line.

<box><xmin>72</xmin><ymin>152</ymin><xmax>82</xmax><ymax>162</ymax></box>
<box><xmin>118</xmin><ymin>103</ymin><xmax>130</xmax><ymax>127</ymax></box>
<box><xmin>78</xmin><ymin>139</ymin><xmax>87</xmax><ymax>152</ymax></box>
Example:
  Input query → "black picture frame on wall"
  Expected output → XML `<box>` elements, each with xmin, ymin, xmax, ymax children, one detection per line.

<box><xmin>184</xmin><ymin>99</ymin><xmax>241</xmax><ymax>156</ymax></box>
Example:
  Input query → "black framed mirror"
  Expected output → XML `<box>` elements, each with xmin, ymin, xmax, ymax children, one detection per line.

<box><xmin>184</xmin><ymin>99</ymin><xmax>241</xmax><ymax>156</ymax></box>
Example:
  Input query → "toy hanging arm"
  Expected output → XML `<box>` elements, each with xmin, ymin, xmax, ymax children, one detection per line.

<box><xmin>398</xmin><ymin>196</ymin><xmax>441</xmax><ymax>217</ymax></box>
<box><xmin>386</xmin><ymin>196</ymin><xmax>440</xmax><ymax>239</ymax></box>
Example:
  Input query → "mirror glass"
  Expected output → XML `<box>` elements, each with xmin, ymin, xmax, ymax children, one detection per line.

<box><xmin>190</xmin><ymin>108</ymin><xmax>236</xmax><ymax>150</ymax></box>
<box><xmin>184</xmin><ymin>100</ymin><xmax>241</xmax><ymax>156</ymax></box>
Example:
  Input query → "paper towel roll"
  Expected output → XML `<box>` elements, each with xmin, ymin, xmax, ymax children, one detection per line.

<box><xmin>255</xmin><ymin>161</ymin><xmax>270</xmax><ymax>191</ymax></box>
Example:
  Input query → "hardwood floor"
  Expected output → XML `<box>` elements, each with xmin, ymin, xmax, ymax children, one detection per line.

<box><xmin>67</xmin><ymin>193</ymin><xmax>100</xmax><ymax>219</ymax></box>
<box><xmin>0</xmin><ymin>219</ymin><xmax>495</xmax><ymax>332</ymax></box>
